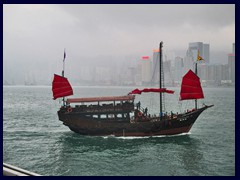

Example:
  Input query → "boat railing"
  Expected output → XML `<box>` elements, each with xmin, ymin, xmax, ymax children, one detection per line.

<box><xmin>67</xmin><ymin>102</ymin><xmax>134</xmax><ymax>113</ymax></box>
<box><xmin>3</xmin><ymin>163</ymin><xmax>41</xmax><ymax>176</ymax></box>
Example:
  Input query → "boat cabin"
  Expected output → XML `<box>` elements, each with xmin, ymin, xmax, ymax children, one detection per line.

<box><xmin>63</xmin><ymin>95</ymin><xmax>135</xmax><ymax>121</ymax></box>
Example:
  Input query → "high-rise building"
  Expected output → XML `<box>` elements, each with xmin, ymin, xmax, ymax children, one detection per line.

<box><xmin>152</xmin><ymin>50</ymin><xmax>160</xmax><ymax>85</ymax></box>
<box><xmin>198</xmin><ymin>64</ymin><xmax>208</xmax><ymax>81</ymax></box>
<box><xmin>203</xmin><ymin>44</ymin><xmax>210</xmax><ymax>64</ymax></box>
<box><xmin>227</xmin><ymin>43</ymin><xmax>235</xmax><ymax>84</ymax></box>
<box><xmin>183</xmin><ymin>55</ymin><xmax>194</xmax><ymax>74</ymax></box>
<box><xmin>141</xmin><ymin>56</ymin><xmax>152</xmax><ymax>85</ymax></box>
<box><xmin>163</xmin><ymin>60</ymin><xmax>173</xmax><ymax>86</ymax></box>
<box><xmin>222</xmin><ymin>64</ymin><xmax>229</xmax><ymax>81</ymax></box>
<box><xmin>228</xmin><ymin>53</ymin><xmax>235</xmax><ymax>84</ymax></box>
<box><xmin>152</xmin><ymin>50</ymin><xmax>159</xmax><ymax>79</ymax></box>
<box><xmin>174</xmin><ymin>56</ymin><xmax>184</xmax><ymax>82</ymax></box>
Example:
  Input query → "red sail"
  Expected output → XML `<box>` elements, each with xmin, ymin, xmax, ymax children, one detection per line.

<box><xmin>128</xmin><ymin>88</ymin><xmax>174</xmax><ymax>95</ymax></box>
<box><xmin>52</xmin><ymin>74</ymin><xmax>73</xmax><ymax>100</ymax></box>
<box><xmin>180</xmin><ymin>70</ymin><xmax>204</xmax><ymax>100</ymax></box>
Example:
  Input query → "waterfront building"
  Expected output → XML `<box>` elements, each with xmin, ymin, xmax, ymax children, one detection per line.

<box><xmin>174</xmin><ymin>56</ymin><xmax>184</xmax><ymax>82</ymax></box>
<box><xmin>141</xmin><ymin>56</ymin><xmax>152</xmax><ymax>85</ymax></box>
<box><xmin>228</xmin><ymin>53</ymin><xmax>235</xmax><ymax>84</ymax></box>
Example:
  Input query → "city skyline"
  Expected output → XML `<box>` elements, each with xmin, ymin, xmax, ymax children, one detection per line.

<box><xmin>3</xmin><ymin>41</ymin><xmax>235</xmax><ymax>86</ymax></box>
<box><xmin>3</xmin><ymin>4</ymin><xmax>235</xmax><ymax>85</ymax></box>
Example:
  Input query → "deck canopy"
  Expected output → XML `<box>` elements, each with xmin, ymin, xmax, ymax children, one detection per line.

<box><xmin>67</xmin><ymin>95</ymin><xmax>135</xmax><ymax>104</ymax></box>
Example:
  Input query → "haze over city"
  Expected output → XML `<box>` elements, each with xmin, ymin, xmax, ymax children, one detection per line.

<box><xmin>3</xmin><ymin>4</ymin><xmax>235</xmax><ymax>85</ymax></box>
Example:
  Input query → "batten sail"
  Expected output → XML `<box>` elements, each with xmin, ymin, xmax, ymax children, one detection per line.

<box><xmin>52</xmin><ymin>74</ymin><xmax>73</xmax><ymax>100</ymax></box>
<box><xmin>180</xmin><ymin>70</ymin><xmax>204</xmax><ymax>100</ymax></box>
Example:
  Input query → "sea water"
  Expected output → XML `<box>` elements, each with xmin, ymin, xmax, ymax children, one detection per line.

<box><xmin>3</xmin><ymin>86</ymin><xmax>235</xmax><ymax>176</ymax></box>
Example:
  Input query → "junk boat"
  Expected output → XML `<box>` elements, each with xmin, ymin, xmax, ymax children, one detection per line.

<box><xmin>52</xmin><ymin>42</ymin><xmax>213</xmax><ymax>136</ymax></box>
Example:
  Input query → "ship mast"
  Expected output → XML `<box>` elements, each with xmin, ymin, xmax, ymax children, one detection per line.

<box><xmin>195</xmin><ymin>62</ymin><xmax>198</xmax><ymax>110</ymax></box>
<box><xmin>159</xmin><ymin>41</ymin><xmax>163</xmax><ymax>120</ymax></box>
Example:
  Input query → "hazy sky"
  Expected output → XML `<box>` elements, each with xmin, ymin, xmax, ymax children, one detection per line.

<box><xmin>3</xmin><ymin>4</ymin><xmax>235</xmax><ymax>84</ymax></box>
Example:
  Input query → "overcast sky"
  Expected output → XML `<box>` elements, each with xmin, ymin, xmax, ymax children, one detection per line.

<box><xmin>3</xmin><ymin>4</ymin><xmax>235</xmax><ymax>84</ymax></box>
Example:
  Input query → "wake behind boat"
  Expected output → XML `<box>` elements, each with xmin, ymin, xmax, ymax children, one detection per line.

<box><xmin>52</xmin><ymin>42</ymin><xmax>213</xmax><ymax>136</ymax></box>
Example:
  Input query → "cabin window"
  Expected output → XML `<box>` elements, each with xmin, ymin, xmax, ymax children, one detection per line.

<box><xmin>100</xmin><ymin>114</ymin><xmax>107</xmax><ymax>119</ymax></box>
<box><xmin>116</xmin><ymin>114</ymin><xmax>122</xmax><ymax>118</ymax></box>
<box><xmin>109</xmin><ymin>114</ymin><xmax>114</xmax><ymax>118</ymax></box>
<box><xmin>129</xmin><ymin>112</ymin><xmax>134</xmax><ymax>117</ymax></box>
<box><xmin>93</xmin><ymin>115</ymin><xmax>98</xmax><ymax>118</ymax></box>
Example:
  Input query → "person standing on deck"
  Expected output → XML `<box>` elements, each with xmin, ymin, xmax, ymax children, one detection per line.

<box><xmin>136</xmin><ymin>101</ymin><xmax>141</xmax><ymax>110</ymax></box>
<box><xmin>144</xmin><ymin>107</ymin><xmax>148</xmax><ymax>116</ymax></box>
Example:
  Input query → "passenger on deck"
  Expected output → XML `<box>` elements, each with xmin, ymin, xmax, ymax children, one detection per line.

<box><xmin>144</xmin><ymin>107</ymin><xmax>148</xmax><ymax>116</ymax></box>
<box><xmin>136</xmin><ymin>101</ymin><xmax>141</xmax><ymax>110</ymax></box>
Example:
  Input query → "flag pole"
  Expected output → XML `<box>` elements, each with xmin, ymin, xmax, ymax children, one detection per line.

<box><xmin>195</xmin><ymin>50</ymin><xmax>203</xmax><ymax>110</ymax></box>
<box><xmin>195</xmin><ymin>61</ymin><xmax>197</xmax><ymax>110</ymax></box>
<box><xmin>62</xmin><ymin>48</ymin><xmax>66</xmax><ymax>106</ymax></box>
<box><xmin>62</xmin><ymin>48</ymin><xmax>66</xmax><ymax>77</ymax></box>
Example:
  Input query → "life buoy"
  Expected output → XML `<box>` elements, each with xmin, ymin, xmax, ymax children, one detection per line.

<box><xmin>67</xmin><ymin>107</ymin><xmax>72</xmax><ymax>113</ymax></box>
<box><xmin>138</xmin><ymin>112</ymin><xmax>142</xmax><ymax>117</ymax></box>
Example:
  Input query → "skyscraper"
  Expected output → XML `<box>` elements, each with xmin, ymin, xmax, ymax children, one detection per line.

<box><xmin>203</xmin><ymin>44</ymin><xmax>210</xmax><ymax>64</ymax></box>
<box><xmin>141</xmin><ymin>56</ymin><xmax>152</xmax><ymax>85</ymax></box>
<box><xmin>174</xmin><ymin>56</ymin><xmax>184</xmax><ymax>82</ymax></box>
<box><xmin>228</xmin><ymin>43</ymin><xmax>235</xmax><ymax>84</ymax></box>
<box><xmin>152</xmin><ymin>50</ymin><xmax>160</xmax><ymax>85</ymax></box>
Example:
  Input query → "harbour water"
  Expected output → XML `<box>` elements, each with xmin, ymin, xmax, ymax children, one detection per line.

<box><xmin>3</xmin><ymin>86</ymin><xmax>235</xmax><ymax>176</ymax></box>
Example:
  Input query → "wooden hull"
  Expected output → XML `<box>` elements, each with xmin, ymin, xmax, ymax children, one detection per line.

<box><xmin>57</xmin><ymin>106</ymin><xmax>212</xmax><ymax>137</ymax></box>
